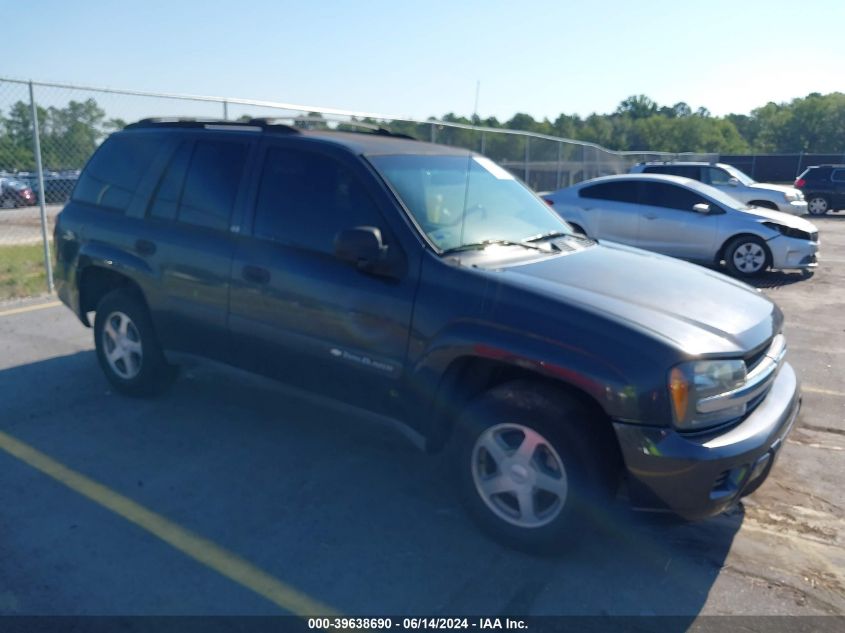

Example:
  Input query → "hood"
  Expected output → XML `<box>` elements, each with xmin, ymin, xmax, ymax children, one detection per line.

<box><xmin>739</xmin><ymin>206</ymin><xmax>818</xmax><ymax>232</ymax></box>
<box><xmin>749</xmin><ymin>182</ymin><xmax>801</xmax><ymax>196</ymax></box>
<box><xmin>490</xmin><ymin>242</ymin><xmax>780</xmax><ymax>356</ymax></box>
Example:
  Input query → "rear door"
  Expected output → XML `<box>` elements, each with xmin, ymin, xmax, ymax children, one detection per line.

<box><xmin>129</xmin><ymin>134</ymin><xmax>256</xmax><ymax>361</ymax></box>
<box><xmin>831</xmin><ymin>168</ymin><xmax>845</xmax><ymax>209</ymax></box>
<box><xmin>227</xmin><ymin>140</ymin><xmax>419</xmax><ymax>415</ymax></box>
<box><xmin>576</xmin><ymin>180</ymin><xmax>642</xmax><ymax>245</ymax></box>
<box><xmin>636</xmin><ymin>181</ymin><xmax>721</xmax><ymax>261</ymax></box>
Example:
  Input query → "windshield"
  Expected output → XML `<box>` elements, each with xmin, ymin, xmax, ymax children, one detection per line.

<box><xmin>368</xmin><ymin>154</ymin><xmax>570</xmax><ymax>252</ymax></box>
<box><xmin>722</xmin><ymin>164</ymin><xmax>756</xmax><ymax>186</ymax></box>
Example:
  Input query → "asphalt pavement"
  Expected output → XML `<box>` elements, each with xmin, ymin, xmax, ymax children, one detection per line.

<box><xmin>0</xmin><ymin>217</ymin><xmax>843</xmax><ymax>618</ymax></box>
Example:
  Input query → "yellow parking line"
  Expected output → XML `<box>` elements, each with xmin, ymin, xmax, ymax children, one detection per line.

<box><xmin>0</xmin><ymin>301</ymin><xmax>62</xmax><ymax>318</ymax></box>
<box><xmin>803</xmin><ymin>386</ymin><xmax>845</xmax><ymax>398</ymax></box>
<box><xmin>0</xmin><ymin>429</ymin><xmax>339</xmax><ymax>616</ymax></box>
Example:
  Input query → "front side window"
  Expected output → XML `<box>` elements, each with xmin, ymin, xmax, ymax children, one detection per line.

<box><xmin>369</xmin><ymin>154</ymin><xmax>568</xmax><ymax>251</ymax></box>
<box><xmin>706</xmin><ymin>167</ymin><xmax>733</xmax><ymax>186</ymax></box>
<box><xmin>253</xmin><ymin>147</ymin><xmax>385</xmax><ymax>254</ymax></box>
<box><xmin>640</xmin><ymin>182</ymin><xmax>708</xmax><ymax>211</ymax></box>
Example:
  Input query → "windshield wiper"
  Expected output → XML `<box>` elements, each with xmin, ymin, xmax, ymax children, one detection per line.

<box><xmin>441</xmin><ymin>239</ymin><xmax>551</xmax><ymax>255</ymax></box>
<box><xmin>524</xmin><ymin>230</ymin><xmax>571</xmax><ymax>243</ymax></box>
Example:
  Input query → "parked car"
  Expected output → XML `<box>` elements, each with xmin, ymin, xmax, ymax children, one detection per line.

<box><xmin>543</xmin><ymin>174</ymin><xmax>819</xmax><ymax>277</ymax></box>
<box><xmin>630</xmin><ymin>161</ymin><xmax>807</xmax><ymax>216</ymax></box>
<box><xmin>794</xmin><ymin>164</ymin><xmax>845</xmax><ymax>215</ymax></box>
<box><xmin>55</xmin><ymin>119</ymin><xmax>800</xmax><ymax>551</ymax></box>
<box><xmin>17</xmin><ymin>172</ymin><xmax>79</xmax><ymax>204</ymax></box>
<box><xmin>0</xmin><ymin>177</ymin><xmax>35</xmax><ymax>208</ymax></box>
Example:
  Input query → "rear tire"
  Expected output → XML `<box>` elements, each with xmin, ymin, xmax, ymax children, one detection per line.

<box><xmin>453</xmin><ymin>381</ymin><xmax>618</xmax><ymax>553</ymax></box>
<box><xmin>94</xmin><ymin>288</ymin><xmax>176</xmax><ymax>397</ymax></box>
<box><xmin>724</xmin><ymin>235</ymin><xmax>771</xmax><ymax>277</ymax></box>
<box><xmin>807</xmin><ymin>195</ymin><xmax>829</xmax><ymax>216</ymax></box>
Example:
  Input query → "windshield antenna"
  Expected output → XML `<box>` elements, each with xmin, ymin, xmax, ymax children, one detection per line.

<box><xmin>458</xmin><ymin>80</ymin><xmax>481</xmax><ymax>249</ymax></box>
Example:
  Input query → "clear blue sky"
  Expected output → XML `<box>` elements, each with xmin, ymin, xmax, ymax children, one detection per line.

<box><xmin>5</xmin><ymin>0</ymin><xmax>844</xmax><ymax>121</ymax></box>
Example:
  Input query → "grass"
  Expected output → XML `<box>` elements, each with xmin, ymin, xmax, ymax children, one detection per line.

<box><xmin>0</xmin><ymin>244</ymin><xmax>50</xmax><ymax>301</ymax></box>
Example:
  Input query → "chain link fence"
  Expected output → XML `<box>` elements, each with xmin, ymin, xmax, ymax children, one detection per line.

<box><xmin>0</xmin><ymin>76</ymin><xmax>714</xmax><ymax>299</ymax></box>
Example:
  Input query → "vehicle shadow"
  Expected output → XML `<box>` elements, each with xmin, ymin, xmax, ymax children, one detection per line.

<box><xmin>747</xmin><ymin>270</ymin><xmax>813</xmax><ymax>289</ymax></box>
<box><xmin>0</xmin><ymin>351</ymin><xmax>743</xmax><ymax>622</ymax></box>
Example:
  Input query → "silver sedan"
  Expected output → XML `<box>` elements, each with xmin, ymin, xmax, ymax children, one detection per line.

<box><xmin>543</xmin><ymin>174</ymin><xmax>819</xmax><ymax>277</ymax></box>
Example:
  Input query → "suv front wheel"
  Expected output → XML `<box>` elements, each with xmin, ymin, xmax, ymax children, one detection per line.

<box><xmin>454</xmin><ymin>381</ymin><xmax>615</xmax><ymax>552</ymax></box>
<box><xmin>94</xmin><ymin>288</ymin><xmax>176</xmax><ymax>397</ymax></box>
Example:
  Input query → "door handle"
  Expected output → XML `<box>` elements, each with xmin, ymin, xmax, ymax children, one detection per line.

<box><xmin>643</xmin><ymin>214</ymin><xmax>657</xmax><ymax>220</ymax></box>
<box><xmin>242</xmin><ymin>265</ymin><xmax>271</xmax><ymax>284</ymax></box>
<box><xmin>135</xmin><ymin>239</ymin><xmax>157</xmax><ymax>255</ymax></box>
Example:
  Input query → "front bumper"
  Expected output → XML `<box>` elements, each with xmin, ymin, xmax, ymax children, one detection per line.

<box><xmin>776</xmin><ymin>200</ymin><xmax>808</xmax><ymax>215</ymax></box>
<box><xmin>768</xmin><ymin>235</ymin><xmax>819</xmax><ymax>270</ymax></box>
<box><xmin>613</xmin><ymin>361</ymin><xmax>800</xmax><ymax>520</ymax></box>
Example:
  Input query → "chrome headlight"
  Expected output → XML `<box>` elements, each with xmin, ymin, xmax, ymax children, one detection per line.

<box><xmin>668</xmin><ymin>360</ymin><xmax>747</xmax><ymax>430</ymax></box>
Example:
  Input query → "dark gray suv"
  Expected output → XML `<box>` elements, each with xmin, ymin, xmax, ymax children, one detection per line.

<box><xmin>54</xmin><ymin>119</ymin><xmax>800</xmax><ymax>551</ymax></box>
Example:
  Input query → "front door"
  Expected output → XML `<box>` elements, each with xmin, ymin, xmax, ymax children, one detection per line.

<box><xmin>228</xmin><ymin>142</ymin><xmax>418</xmax><ymax>415</ymax></box>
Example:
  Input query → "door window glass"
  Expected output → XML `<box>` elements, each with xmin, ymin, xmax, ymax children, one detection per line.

<box><xmin>178</xmin><ymin>140</ymin><xmax>247</xmax><ymax>231</ymax></box>
<box><xmin>579</xmin><ymin>181</ymin><xmax>639</xmax><ymax>204</ymax></box>
<box><xmin>640</xmin><ymin>182</ymin><xmax>708</xmax><ymax>211</ymax></box>
<box><xmin>253</xmin><ymin>147</ymin><xmax>385</xmax><ymax>253</ymax></box>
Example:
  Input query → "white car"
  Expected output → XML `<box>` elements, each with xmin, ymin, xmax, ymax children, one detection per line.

<box><xmin>630</xmin><ymin>162</ymin><xmax>807</xmax><ymax>216</ymax></box>
<box><xmin>543</xmin><ymin>174</ymin><xmax>819</xmax><ymax>277</ymax></box>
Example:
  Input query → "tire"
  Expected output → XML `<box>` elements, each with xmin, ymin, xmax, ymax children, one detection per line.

<box><xmin>94</xmin><ymin>288</ymin><xmax>176</xmax><ymax>397</ymax></box>
<box><xmin>724</xmin><ymin>235</ymin><xmax>772</xmax><ymax>277</ymax></box>
<box><xmin>807</xmin><ymin>195</ymin><xmax>829</xmax><ymax>216</ymax></box>
<box><xmin>453</xmin><ymin>380</ymin><xmax>618</xmax><ymax>553</ymax></box>
<box><xmin>748</xmin><ymin>200</ymin><xmax>778</xmax><ymax>211</ymax></box>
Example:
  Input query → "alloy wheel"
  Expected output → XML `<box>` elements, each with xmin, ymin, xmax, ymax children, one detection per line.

<box><xmin>101</xmin><ymin>311</ymin><xmax>143</xmax><ymax>379</ymax></box>
<box><xmin>471</xmin><ymin>423</ymin><xmax>568</xmax><ymax>528</ymax></box>
<box><xmin>807</xmin><ymin>197</ymin><xmax>829</xmax><ymax>215</ymax></box>
<box><xmin>732</xmin><ymin>242</ymin><xmax>766</xmax><ymax>274</ymax></box>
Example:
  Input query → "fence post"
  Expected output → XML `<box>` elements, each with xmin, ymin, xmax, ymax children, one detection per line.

<box><xmin>524</xmin><ymin>137</ymin><xmax>530</xmax><ymax>184</ymax></box>
<box><xmin>556</xmin><ymin>142</ymin><xmax>562</xmax><ymax>189</ymax></box>
<box><xmin>222</xmin><ymin>100</ymin><xmax>229</xmax><ymax>120</ymax></box>
<box><xmin>430</xmin><ymin>123</ymin><xmax>436</xmax><ymax>144</ymax></box>
<box><xmin>28</xmin><ymin>81</ymin><xmax>54</xmax><ymax>294</ymax></box>
<box><xmin>480</xmin><ymin>131</ymin><xmax>486</xmax><ymax>155</ymax></box>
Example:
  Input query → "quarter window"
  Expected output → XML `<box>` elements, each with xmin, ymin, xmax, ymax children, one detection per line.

<box><xmin>252</xmin><ymin>147</ymin><xmax>385</xmax><ymax>254</ymax></box>
<box><xmin>73</xmin><ymin>134</ymin><xmax>162</xmax><ymax>212</ymax></box>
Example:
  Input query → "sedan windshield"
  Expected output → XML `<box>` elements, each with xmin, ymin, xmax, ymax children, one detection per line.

<box><xmin>368</xmin><ymin>154</ymin><xmax>570</xmax><ymax>252</ymax></box>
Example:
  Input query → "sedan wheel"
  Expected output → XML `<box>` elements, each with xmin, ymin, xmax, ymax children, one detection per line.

<box><xmin>472</xmin><ymin>423</ymin><xmax>569</xmax><ymax>528</ymax></box>
<box><xmin>807</xmin><ymin>196</ymin><xmax>829</xmax><ymax>216</ymax></box>
<box><xmin>724</xmin><ymin>235</ymin><xmax>772</xmax><ymax>277</ymax></box>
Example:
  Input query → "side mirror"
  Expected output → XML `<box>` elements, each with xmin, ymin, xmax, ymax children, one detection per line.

<box><xmin>334</xmin><ymin>226</ymin><xmax>395</xmax><ymax>275</ymax></box>
<box><xmin>727</xmin><ymin>177</ymin><xmax>739</xmax><ymax>187</ymax></box>
<box><xmin>692</xmin><ymin>203</ymin><xmax>711</xmax><ymax>214</ymax></box>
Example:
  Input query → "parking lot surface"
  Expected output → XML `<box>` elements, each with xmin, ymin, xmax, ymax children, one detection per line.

<box><xmin>0</xmin><ymin>217</ymin><xmax>843</xmax><ymax>618</ymax></box>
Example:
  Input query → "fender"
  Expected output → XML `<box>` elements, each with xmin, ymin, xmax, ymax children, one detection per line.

<box><xmin>407</xmin><ymin>319</ymin><xmax>670</xmax><ymax>439</ymax></box>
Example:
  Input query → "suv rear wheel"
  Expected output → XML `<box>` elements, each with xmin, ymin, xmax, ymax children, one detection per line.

<box><xmin>94</xmin><ymin>288</ymin><xmax>176</xmax><ymax>396</ymax></box>
<box><xmin>454</xmin><ymin>381</ymin><xmax>616</xmax><ymax>552</ymax></box>
<box><xmin>807</xmin><ymin>195</ymin><xmax>830</xmax><ymax>216</ymax></box>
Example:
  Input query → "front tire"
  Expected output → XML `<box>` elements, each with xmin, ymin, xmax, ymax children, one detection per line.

<box><xmin>807</xmin><ymin>195</ymin><xmax>829</xmax><ymax>216</ymax></box>
<box><xmin>454</xmin><ymin>381</ymin><xmax>617</xmax><ymax>553</ymax></box>
<box><xmin>94</xmin><ymin>288</ymin><xmax>176</xmax><ymax>397</ymax></box>
<box><xmin>724</xmin><ymin>235</ymin><xmax>771</xmax><ymax>277</ymax></box>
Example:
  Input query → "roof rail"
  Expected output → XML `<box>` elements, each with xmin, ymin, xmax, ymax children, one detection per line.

<box><xmin>125</xmin><ymin>117</ymin><xmax>301</xmax><ymax>134</ymax></box>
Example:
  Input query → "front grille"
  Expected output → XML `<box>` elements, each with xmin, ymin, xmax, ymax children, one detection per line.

<box><xmin>744</xmin><ymin>338</ymin><xmax>773</xmax><ymax>372</ymax></box>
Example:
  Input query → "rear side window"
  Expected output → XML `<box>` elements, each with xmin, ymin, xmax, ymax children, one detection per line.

<box><xmin>179</xmin><ymin>140</ymin><xmax>247</xmax><ymax>230</ymax></box>
<box><xmin>73</xmin><ymin>134</ymin><xmax>161</xmax><ymax>212</ymax></box>
<box><xmin>579</xmin><ymin>181</ymin><xmax>639</xmax><ymax>203</ymax></box>
<box><xmin>832</xmin><ymin>169</ymin><xmax>845</xmax><ymax>182</ymax></box>
<box><xmin>147</xmin><ymin>139</ymin><xmax>247</xmax><ymax>230</ymax></box>
<box><xmin>640</xmin><ymin>182</ymin><xmax>708</xmax><ymax>211</ymax></box>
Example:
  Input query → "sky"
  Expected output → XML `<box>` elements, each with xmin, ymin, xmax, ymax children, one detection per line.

<box><xmin>3</xmin><ymin>0</ymin><xmax>845</xmax><ymax>123</ymax></box>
